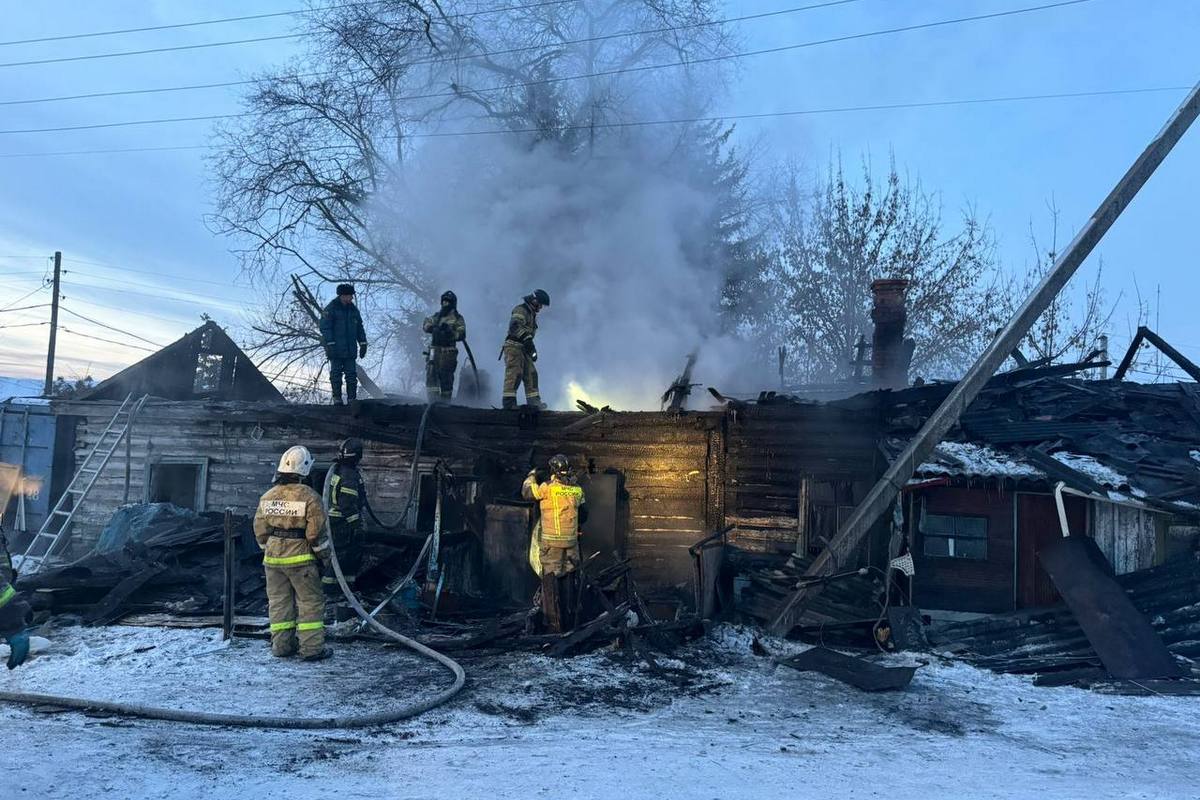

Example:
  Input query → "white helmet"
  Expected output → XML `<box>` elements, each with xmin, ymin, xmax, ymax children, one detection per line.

<box><xmin>277</xmin><ymin>445</ymin><xmax>314</xmax><ymax>476</ymax></box>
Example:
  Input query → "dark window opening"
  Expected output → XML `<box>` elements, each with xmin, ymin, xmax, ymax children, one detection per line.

<box><xmin>148</xmin><ymin>463</ymin><xmax>202</xmax><ymax>510</ymax></box>
<box><xmin>922</xmin><ymin>512</ymin><xmax>988</xmax><ymax>560</ymax></box>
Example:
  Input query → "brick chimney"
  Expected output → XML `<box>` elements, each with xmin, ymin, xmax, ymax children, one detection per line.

<box><xmin>870</xmin><ymin>278</ymin><xmax>914</xmax><ymax>389</ymax></box>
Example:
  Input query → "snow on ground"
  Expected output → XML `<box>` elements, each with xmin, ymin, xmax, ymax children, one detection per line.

<box><xmin>2</xmin><ymin>622</ymin><xmax>1198</xmax><ymax>800</ymax></box>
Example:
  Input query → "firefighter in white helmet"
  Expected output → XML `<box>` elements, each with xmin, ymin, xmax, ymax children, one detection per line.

<box><xmin>253</xmin><ymin>446</ymin><xmax>332</xmax><ymax>660</ymax></box>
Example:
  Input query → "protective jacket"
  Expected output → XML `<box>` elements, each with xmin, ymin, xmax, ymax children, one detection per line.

<box><xmin>423</xmin><ymin>310</ymin><xmax>466</xmax><ymax>350</ymax></box>
<box><xmin>253</xmin><ymin>482</ymin><xmax>329</xmax><ymax>567</ymax></box>
<box><xmin>522</xmin><ymin>474</ymin><xmax>585</xmax><ymax>546</ymax></box>
<box><xmin>328</xmin><ymin>463</ymin><xmax>366</xmax><ymax>524</ymax></box>
<box><xmin>319</xmin><ymin>299</ymin><xmax>367</xmax><ymax>360</ymax></box>
<box><xmin>504</xmin><ymin>302</ymin><xmax>538</xmax><ymax>352</ymax></box>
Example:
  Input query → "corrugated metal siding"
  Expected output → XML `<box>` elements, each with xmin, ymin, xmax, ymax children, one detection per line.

<box><xmin>1089</xmin><ymin>502</ymin><xmax>1160</xmax><ymax>574</ymax></box>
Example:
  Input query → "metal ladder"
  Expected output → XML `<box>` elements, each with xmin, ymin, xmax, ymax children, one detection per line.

<box><xmin>19</xmin><ymin>393</ymin><xmax>149</xmax><ymax>574</ymax></box>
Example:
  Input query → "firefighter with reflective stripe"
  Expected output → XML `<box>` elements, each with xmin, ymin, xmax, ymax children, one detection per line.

<box><xmin>423</xmin><ymin>290</ymin><xmax>466</xmax><ymax>403</ymax></box>
<box><xmin>501</xmin><ymin>289</ymin><xmax>549</xmax><ymax>410</ymax></box>
<box><xmin>0</xmin><ymin>530</ymin><xmax>30</xmax><ymax>669</ymax></box>
<box><xmin>522</xmin><ymin>453</ymin><xmax>587</xmax><ymax>632</ymax></box>
<box><xmin>324</xmin><ymin>437</ymin><xmax>367</xmax><ymax>601</ymax></box>
<box><xmin>253</xmin><ymin>446</ymin><xmax>331</xmax><ymax>660</ymax></box>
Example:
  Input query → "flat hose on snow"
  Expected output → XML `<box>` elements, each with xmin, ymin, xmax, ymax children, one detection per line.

<box><xmin>0</xmin><ymin>404</ymin><xmax>466</xmax><ymax>729</ymax></box>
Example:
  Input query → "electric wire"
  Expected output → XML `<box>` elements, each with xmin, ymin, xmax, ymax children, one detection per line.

<box><xmin>57</xmin><ymin>306</ymin><xmax>165</xmax><ymax>348</ymax></box>
<box><xmin>0</xmin><ymin>0</ymin><xmax>862</xmax><ymax>108</ymax></box>
<box><xmin>0</xmin><ymin>0</ymin><xmax>577</xmax><ymax>49</ymax></box>
<box><xmin>0</xmin><ymin>0</ymin><xmax>1097</xmax><ymax>135</ymax></box>
<box><xmin>58</xmin><ymin>326</ymin><xmax>158</xmax><ymax>353</ymax></box>
<box><xmin>0</xmin><ymin>303</ymin><xmax>50</xmax><ymax>314</ymax></box>
<box><xmin>0</xmin><ymin>84</ymin><xmax>1185</xmax><ymax>158</ymax></box>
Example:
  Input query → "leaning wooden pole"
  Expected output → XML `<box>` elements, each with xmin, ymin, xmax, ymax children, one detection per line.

<box><xmin>770</xmin><ymin>81</ymin><xmax>1200</xmax><ymax>635</ymax></box>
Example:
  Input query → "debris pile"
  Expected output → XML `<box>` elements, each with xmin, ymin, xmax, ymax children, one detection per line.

<box><xmin>928</xmin><ymin>556</ymin><xmax>1200</xmax><ymax>692</ymax></box>
<box><xmin>19</xmin><ymin>503</ymin><xmax>267</xmax><ymax>624</ymax></box>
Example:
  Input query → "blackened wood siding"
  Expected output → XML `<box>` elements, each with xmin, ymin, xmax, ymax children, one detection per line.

<box><xmin>912</xmin><ymin>486</ymin><xmax>1016</xmax><ymax>613</ymax></box>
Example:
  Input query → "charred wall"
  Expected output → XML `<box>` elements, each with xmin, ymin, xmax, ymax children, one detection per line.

<box><xmin>54</xmin><ymin>398</ymin><xmax>883</xmax><ymax>602</ymax></box>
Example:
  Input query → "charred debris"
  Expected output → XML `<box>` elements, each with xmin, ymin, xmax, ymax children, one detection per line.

<box><xmin>5</xmin><ymin>294</ymin><xmax>1200</xmax><ymax>695</ymax></box>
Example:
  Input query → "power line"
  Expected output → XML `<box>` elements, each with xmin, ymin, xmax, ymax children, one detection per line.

<box><xmin>65</xmin><ymin>258</ymin><xmax>248</xmax><ymax>288</ymax></box>
<box><xmin>0</xmin><ymin>0</ymin><xmax>861</xmax><ymax>108</ymax></box>
<box><xmin>0</xmin><ymin>303</ymin><xmax>50</xmax><ymax>314</ymax></box>
<box><xmin>0</xmin><ymin>0</ymin><xmax>577</xmax><ymax>49</ymax></box>
<box><xmin>0</xmin><ymin>33</ymin><xmax>303</xmax><ymax>70</ymax></box>
<box><xmin>0</xmin><ymin>321</ymin><xmax>48</xmax><ymax>331</ymax></box>
<box><xmin>63</xmin><ymin>276</ymin><xmax>239</xmax><ymax>309</ymax></box>
<box><xmin>0</xmin><ymin>3</ymin><xmax>374</xmax><ymax>47</ymax></box>
<box><xmin>59</xmin><ymin>326</ymin><xmax>157</xmax><ymax>353</ymax></box>
<box><xmin>0</xmin><ymin>284</ymin><xmax>48</xmax><ymax>310</ymax></box>
<box><xmin>64</xmin><ymin>294</ymin><xmax>205</xmax><ymax>326</ymax></box>
<box><xmin>0</xmin><ymin>0</ymin><xmax>1096</xmax><ymax>135</ymax></box>
<box><xmin>58</xmin><ymin>306</ymin><xmax>164</xmax><ymax>348</ymax></box>
<box><xmin>0</xmin><ymin>83</ymin><xmax>1185</xmax><ymax>158</ymax></box>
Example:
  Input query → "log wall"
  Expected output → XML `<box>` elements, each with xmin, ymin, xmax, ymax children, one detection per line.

<box><xmin>55</xmin><ymin>398</ymin><xmax>883</xmax><ymax>600</ymax></box>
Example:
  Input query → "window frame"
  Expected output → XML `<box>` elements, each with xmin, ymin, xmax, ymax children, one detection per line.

<box><xmin>920</xmin><ymin>504</ymin><xmax>989</xmax><ymax>561</ymax></box>
<box><xmin>143</xmin><ymin>456</ymin><xmax>210</xmax><ymax>512</ymax></box>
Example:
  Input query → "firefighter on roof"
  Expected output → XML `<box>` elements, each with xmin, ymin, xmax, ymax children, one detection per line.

<box><xmin>501</xmin><ymin>289</ymin><xmax>549</xmax><ymax>410</ymax></box>
<box><xmin>423</xmin><ymin>290</ymin><xmax>466</xmax><ymax>403</ymax></box>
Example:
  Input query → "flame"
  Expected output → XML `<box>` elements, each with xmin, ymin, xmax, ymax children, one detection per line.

<box><xmin>566</xmin><ymin>380</ymin><xmax>607</xmax><ymax>409</ymax></box>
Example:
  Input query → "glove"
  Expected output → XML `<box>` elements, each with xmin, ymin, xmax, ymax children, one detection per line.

<box><xmin>359</xmin><ymin>342</ymin><xmax>368</xmax><ymax>358</ymax></box>
<box><xmin>319</xmin><ymin>555</ymin><xmax>334</xmax><ymax>582</ymax></box>
<box><xmin>530</xmin><ymin>348</ymin><xmax>538</xmax><ymax>363</ymax></box>
<box><xmin>324</xmin><ymin>344</ymin><xmax>336</xmax><ymax>361</ymax></box>
<box><xmin>6</xmin><ymin>629</ymin><xmax>30</xmax><ymax>670</ymax></box>
<box><xmin>522</xmin><ymin>339</ymin><xmax>535</xmax><ymax>355</ymax></box>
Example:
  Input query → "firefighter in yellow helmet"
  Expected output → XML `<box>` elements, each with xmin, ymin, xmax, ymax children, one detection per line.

<box><xmin>523</xmin><ymin>453</ymin><xmax>586</xmax><ymax>632</ymax></box>
<box><xmin>253</xmin><ymin>446</ymin><xmax>331</xmax><ymax>660</ymax></box>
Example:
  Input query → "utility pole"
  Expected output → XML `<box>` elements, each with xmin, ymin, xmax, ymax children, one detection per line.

<box><xmin>42</xmin><ymin>251</ymin><xmax>61</xmax><ymax>398</ymax></box>
<box><xmin>770</xmin><ymin>80</ymin><xmax>1200</xmax><ymax>635</ymax></box>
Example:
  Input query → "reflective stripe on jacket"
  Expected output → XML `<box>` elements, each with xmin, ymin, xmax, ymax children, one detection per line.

<box><xmin>504</xmin><ymin>302</ymin><xmax>537</xmax><ymax>349</ymax></box>
<box><xmin>253</xmin><ymin>482</ymin><xmax>329</xmax><ymax>567</ymax></box>
<box><xmin>0</xmin><ymin>581</ymin><xmax>14</xmax><ymax>609</ymax></box>
<box><xmin>328</xmin><ymin>464</ymin><xmax>364</xmax><ymax>523</ymax></box>
<box><xmin>522</xmin><ymin>475</ymin><xmax>585</xmax><ymax>545</ymax></box>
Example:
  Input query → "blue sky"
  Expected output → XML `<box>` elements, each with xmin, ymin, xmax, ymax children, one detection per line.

<box><xmin>1</xmin><ymin>0</ymin><xmax>1198</xmax><ymax>383</ymax></box>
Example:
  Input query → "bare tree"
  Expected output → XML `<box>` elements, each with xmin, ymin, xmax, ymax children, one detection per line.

<box><xmin>210</xmin><ymin>0</ymin><xmax>737</xmax><ymax>391</ymax></box>
<box><xmin>758</xmin><ymin>155</ymin><xmax>1005</xmax><ymax>384</ymax></box>
<box><xmin>1007</xmin><ymin>201</ymin><xmax>1117</xmax><ymax>365</ymax></box>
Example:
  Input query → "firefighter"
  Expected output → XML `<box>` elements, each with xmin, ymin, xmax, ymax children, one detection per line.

<box><xmin>501</xmin><ymin>289</ymin><xmax>549</xmax><ymax>410</ymax></box>
<box><xmin>523</xmin><ymin>453</ymin><xmax>587</xmax><ymax>632</ymax></box>
<box><xmin>325</xmin><ymin>437</ymin><xmax>367</xmax><ymax>603</ymax></box>
<box><xmin>422</xmin><ymin>290</ymin><xmax>467</xmax><ymax>403</ymax></box>
<box><xmin>253</xmin><ymin>446</ymin><xmax>332</xmax><ymax>660</ymax></box>
<box><xmin>319</xmin><ymin>283</ymin><xmax>369</xmax><ymax>405</ymax></box>
<box><xmin>0</xmin><ymin>530</ymin><xmax>30</xmax><ymax>669</ymax></box>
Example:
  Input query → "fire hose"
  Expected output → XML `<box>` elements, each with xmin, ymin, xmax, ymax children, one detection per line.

<box><xmin>0</xmin><ymin>405</ymin><xmax>466</xmax><ymax>729</ymax></box>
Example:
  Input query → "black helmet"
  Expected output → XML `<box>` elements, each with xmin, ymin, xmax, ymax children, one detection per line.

<box><xmin>548</xmin><ymin>453</ymin><xmax>570</xmax><ymax>477</ymax></box>
<box><xmin>336</xmin><ymin>283</ymin><xmax>355</xmax><ymax>297</ymax></box>
<box><xmin>338</xmin><ymin>437</ymin><xmax>363</xmax><ymax>463</ymax></box>
<box><xmin>440</xmin><ymin>290</ymin><xmax>457</xmax><ymax>308</ymax></box>
<box><xmin>532</xmin><ymin>289</ymin><xmax>550</xmax><ymax>307</ymax></box>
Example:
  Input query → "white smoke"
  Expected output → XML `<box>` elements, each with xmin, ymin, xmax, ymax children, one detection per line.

<box><xmin>377</xmin><ymin>132</ymin><xmax>766</xmax><ymax>410</ymax></box>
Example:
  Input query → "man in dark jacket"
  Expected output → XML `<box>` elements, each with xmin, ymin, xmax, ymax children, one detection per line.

<box><xmin>319</xmin><ymin>283</ymin><xmax>368</xmax><ymax>404</ymax></box>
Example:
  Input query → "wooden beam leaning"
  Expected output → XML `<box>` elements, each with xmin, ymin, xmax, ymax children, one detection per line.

<box><xmin>769</xmin><ymin>81</ymin><xmax>1200</xmax><ymax>636</ymax></box>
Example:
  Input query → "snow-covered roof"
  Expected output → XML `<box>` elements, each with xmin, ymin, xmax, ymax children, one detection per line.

<box><xmin>914</xmin><ymin>442</ymin><xmax>1044</xmax><ymax>480</ymax></box>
